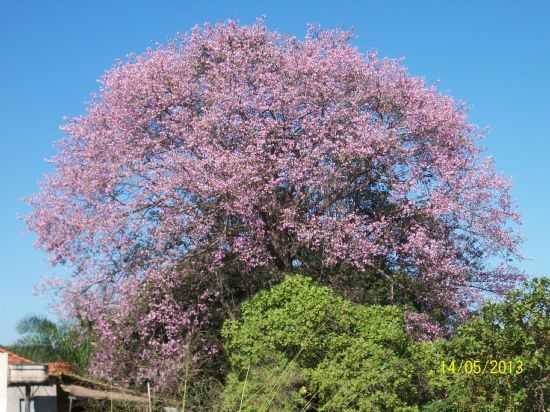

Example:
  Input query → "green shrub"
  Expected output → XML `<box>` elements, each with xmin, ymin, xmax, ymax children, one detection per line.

<box><xmin>221</xmin><ymin>352</ymin><xmax>308</xmax><ymax>412</ymax></box>
<box><xmin>222</xmin><ymin>275</ymin><xmax>550</xmax><ymax>411</ymax></box>
<box><xmin>221</xmin><ymin>274</ymin><xmax>439</xmax><ymax>411</ymax></box>
<box><xmin>438</xmin><ymin>277</ymin><xmax>550</xmax><ymax>411</ymax></box>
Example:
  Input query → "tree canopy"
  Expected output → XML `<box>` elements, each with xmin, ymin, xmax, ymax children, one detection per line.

<box><xmin>9</xmin><ymin>316</ymin><xmax>91</xmax><ymax>374</ymax></box>
<box><xmin>27</xmin><ymin>19</ymin><xmax>523</xmax><ymax>390</ymax></box>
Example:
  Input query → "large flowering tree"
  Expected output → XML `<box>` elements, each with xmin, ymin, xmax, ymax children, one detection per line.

<box><xmin>27</xmin><ymin>19</ymin><xmax>522</xmax><ymax>390</ymax></box>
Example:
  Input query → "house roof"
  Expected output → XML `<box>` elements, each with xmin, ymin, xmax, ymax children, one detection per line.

<box><xmin>1</xmin><ymin>348</ymin><xmax>147</xmax><ymax>403</ymax></box>
<box><xmin>47</xmin><ymin>361</ymin><xmax>73</xmax><ymax>375</ymax></box>
<box><xmin>59</xmin><ymin>384</ymin><xmax>148</xmax><ymax>403</ymax></box>
<box><xmin>54</xmin><ymin>373</ymin><xmax>148</xmax><ymax>403</ymax></box>
<box><xmin>0</xmin><ymin>346</ymin><xmax>33</xmax><ymax>365</ymax></box>
<box><xmin>0</xmin><ymin>347</ymin><xmax>73</xmax><ymax>376</ymax></box>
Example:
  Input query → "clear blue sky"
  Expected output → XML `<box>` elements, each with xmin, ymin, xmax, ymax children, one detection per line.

<box><xmin>1</xmin><ymin>1</ymin><xmax>549</xmax><ymax>344</ymax></box>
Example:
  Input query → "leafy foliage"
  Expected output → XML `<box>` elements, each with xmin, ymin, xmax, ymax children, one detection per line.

<box><xmin>432</xmin><ymin>277</ymin><xmax>550</xmax><ymax>411</ymax></box>
<box><xmin>221</xmin><ymin>352</ymin><xmax>309</xmax><ymax>412</ymax></box>
<box><xmin>9</xmin><ymin>315</ymin><xmax>91</xmax><ymax>374</ymax></box>
<box><xmin>222</xmin><ymin>276</ymin><xmax>550</xmax><ymax>412</ymax></box>
<box><xmin>222</xmin><ymin>275</ymin><xmax>439</xmax><ymax>411</ymax></box>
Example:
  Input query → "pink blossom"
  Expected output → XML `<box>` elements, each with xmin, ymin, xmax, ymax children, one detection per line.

<box><xmin>26</xmin><ymin>19</ymin><xmax>524</xmax><ymax>388</ymax></box>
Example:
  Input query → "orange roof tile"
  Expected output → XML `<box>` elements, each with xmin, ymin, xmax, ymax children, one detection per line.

<box><xmin>0</xmin><ymin>347</ymin><xmax>33</xmax><ymax>365</ymax></box>
<box><xmin>47</xmin><ymin>361</ymin><xmax>73</xmax><ymax>375</ymax></box>
<box><xmin>0</xmin><ymin>347</ymin><xmax>74</xmax><ymax>376</ymax></box>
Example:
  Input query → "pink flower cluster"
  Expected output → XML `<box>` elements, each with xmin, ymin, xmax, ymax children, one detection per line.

<box><xmin>405</xmin><ymin>311</ymin><xmax>444</xmax><ymax>342</ymax></box>
<box><xmin>88</xmin><ymin>270</ymin><xmax>220</xmax><ymax>391</ymax></box>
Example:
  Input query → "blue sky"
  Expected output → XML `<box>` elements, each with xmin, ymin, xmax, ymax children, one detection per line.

<box><xmin>1</xmin><ymin>1</ymin><xmax>548</xmax><ymax>344</ymax></box>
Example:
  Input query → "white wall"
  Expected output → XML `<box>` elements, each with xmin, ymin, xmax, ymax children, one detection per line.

<box><xmin>7</xmin><ymin>385</ymin><xmax>57</xmax><ymax>412</ymax></box>
<box><xmin>0</xmin><ymin>354</ymin><xmax>7</xmax><ymax>412</ymax></box>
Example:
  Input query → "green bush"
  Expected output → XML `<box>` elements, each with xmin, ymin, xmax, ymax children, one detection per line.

<box><xmin>436</xmin><ymin>277</ymin><xmax>550</xmax><ymax>411</ymax></box>
<box><xmin>221</xmin><ymin>274</ymin><xmax>439</xmax><ymax>411</ymax></box>
<box><xmin>218</xmin><ymin>275</ymin><xmax>550</xmax><ymax>411</ymax></box>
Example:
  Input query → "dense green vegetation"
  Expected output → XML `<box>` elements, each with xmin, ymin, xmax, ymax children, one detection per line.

<box><xmin>434</xmin><ymin>277</ymin><xmax>550</xmax><ymax>411</ymax></box>
<box><xmin>220</xmin><ymin>275</ymin><xmax>549</xmax><ymax>411</ymax></box>
<box><xmin>222</xmin><ymin>275</ymin><xmax>430</xmax><ymax>411</ymax></box>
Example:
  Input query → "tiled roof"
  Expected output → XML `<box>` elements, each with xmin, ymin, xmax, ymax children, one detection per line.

<box><xmin>0</xmin><ymin>347</ymin><xmax>33</xmax><ymax>365</ymax></box>
<box><xmin>47</xmin><ymin>361</ymin><xmax>72</xmax><ymax>375</ymax></box>
<box><xmin>0</xmin><ymin>347</ymin><xmax>74</xmax><ymax>376</ymax></box>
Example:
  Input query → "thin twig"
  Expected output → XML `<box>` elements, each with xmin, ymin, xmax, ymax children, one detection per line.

<box><xmin>238</xmin><ymin>364</ymin><xmax>251</xmax><ymax>412</ymax></box>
